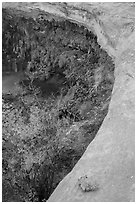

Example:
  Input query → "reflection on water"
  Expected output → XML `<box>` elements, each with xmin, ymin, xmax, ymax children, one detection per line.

<box><xmin>2</xmin><ymin>71</ymin><xmax>25</xmax><ymax>95</ymax></box>
<box><xmin>2</xmin><ymin>71</ymin><xmax>64</xmax><ymax>97</ymax></box>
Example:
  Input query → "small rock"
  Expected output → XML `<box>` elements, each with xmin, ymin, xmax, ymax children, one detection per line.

<box><xmin>78</xmin><ymin>175</ymin><xmax>99</xmax><ymax>192</ymax></box>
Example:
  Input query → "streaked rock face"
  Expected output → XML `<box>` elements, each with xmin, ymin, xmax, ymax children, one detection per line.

<box><xmin>3</xmin><ymin>2</ymin><xmax>135</xmax><ymax>202</ymax></box>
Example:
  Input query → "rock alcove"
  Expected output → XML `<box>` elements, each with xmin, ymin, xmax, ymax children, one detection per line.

<box><xmin>2</xmin><ymin>6</ymin><xmax>115</xmax><ymax>202</ymax></box>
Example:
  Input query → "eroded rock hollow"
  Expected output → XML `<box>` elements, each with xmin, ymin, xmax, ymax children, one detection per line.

<box><xmin>2</xmin><ymin>2</ymin><xmax>135</xmax><ymax>202</ymax></box>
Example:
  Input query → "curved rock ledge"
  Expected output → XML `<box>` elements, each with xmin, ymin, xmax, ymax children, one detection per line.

<box><xmin>3</xmin><ymin>2</ymin><xmax>135</xmax><ymax>202</ymax></box>
<box><xmin>47</xmin><ymin>3</ymin><xmax>135</xmax><ymax>202</ymax></box>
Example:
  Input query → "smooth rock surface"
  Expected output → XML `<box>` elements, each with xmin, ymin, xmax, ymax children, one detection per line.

<box><xmin>47</xmin><ymin>2</ymin><xmax>135</xmax><ymax>202</ymax></box>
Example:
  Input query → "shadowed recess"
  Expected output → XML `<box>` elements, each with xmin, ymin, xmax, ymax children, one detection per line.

<box><xmin>2</xmin><ymin>6</ymin><xmax>115</xmax><ymax>202</ymax></box>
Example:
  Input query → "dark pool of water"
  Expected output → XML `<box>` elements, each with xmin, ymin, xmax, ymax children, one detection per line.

<box><xmin>2</xmin><ymin>71</ymin><xmax>64</xmax><ymax>97</ymax></box>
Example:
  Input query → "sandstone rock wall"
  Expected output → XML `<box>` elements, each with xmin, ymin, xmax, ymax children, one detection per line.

<box><xmin>2</xmin><ymin>2</ymin><xmax>135</xmax><ymax>202</ymax></box>
<box><xmin>47</xmin><ymin>3</ymin><xmax>135</xmax><ymax>202</ymax></box>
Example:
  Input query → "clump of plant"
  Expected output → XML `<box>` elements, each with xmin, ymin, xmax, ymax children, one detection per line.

<box><xmin>2</xmin><ymin>92</ymin><xmax>88</xmax><ymax>201</ymax></box>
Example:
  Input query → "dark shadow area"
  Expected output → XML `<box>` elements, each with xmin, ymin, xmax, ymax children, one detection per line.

<box><xmin>2</xmin><ymin>7</ymin><xmax>115</xmax><ymax>202</ymax></box>
<box><xmin>20</xmin><ymin>76</ymin><xmax>65</xmax><ymax>98</ymax></box>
